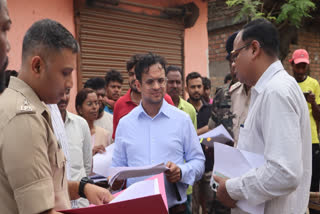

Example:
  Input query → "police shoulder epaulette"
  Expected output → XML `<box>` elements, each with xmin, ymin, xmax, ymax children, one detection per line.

<box><xmin>17</xmin><ymin>97</ymin><xmax>35</xmax><ymax>115</ymax></box>
<box><xmin>229</xmin><ymin>82</ymin><xmax>242</xmax><ymax>93</ymax></box>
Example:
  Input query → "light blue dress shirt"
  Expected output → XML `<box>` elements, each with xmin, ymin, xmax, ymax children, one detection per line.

<box><xmin>112</xmin><ymin>100</ymin><xmax>205</xmax><ymax>208</ymax></box>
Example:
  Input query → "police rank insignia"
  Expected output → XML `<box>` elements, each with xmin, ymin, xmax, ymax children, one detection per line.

<box><xmin>20</xmin><ymin>99</ymin><xmax>33</xmax><ymax>111</ymax></box>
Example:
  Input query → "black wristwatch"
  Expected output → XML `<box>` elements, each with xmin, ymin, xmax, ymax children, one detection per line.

<box><xmin>79</xmin><ymin>177</ymin><xmax>94</xmax><ymax>198</ymax></box>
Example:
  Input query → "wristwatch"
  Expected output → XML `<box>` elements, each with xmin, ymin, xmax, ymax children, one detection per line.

<box><xmin>79</xmin><ymin>177</ymin><xmax>94</xmax><ymax>198</ymax></box>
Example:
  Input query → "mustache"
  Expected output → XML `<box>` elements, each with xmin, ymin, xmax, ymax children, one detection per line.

<box><xmin>58</xmin><ymin>100</ymin><xmax>68</xmax><ymax>106</ymax></box>
<box><xmin>169</xmin><ymin>88</ymin><xmax>179</xmax><ymax>93</ymax></box>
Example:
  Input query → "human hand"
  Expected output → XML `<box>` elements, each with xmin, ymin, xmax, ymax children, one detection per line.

<box><xmin>109</xmin><ymin>177</ymin><xmax>125</xmax><ymax>191</ymax></box>
<box><xmin>165</xmin><ymin>161</ymin><xmax>181</xmax><ymax>183</ymax></box>
<box><xmin>92</xmin><ymin>145</ymin><xmax>106</xmax><ymax>155</ymax></box>
<box><xmin>306</xmin><ymin>92</ymin><xmax>316</xmax><ymax>104</ymax></box>
<box><xmin>84</xmin><ymin>183</ymin><xmax>114</xmax><ymax>205</ymax></box>
<box><xmin>213</xmin><ymin>175</ymin><xmax>237</xmax><ymax>208</ymax></box>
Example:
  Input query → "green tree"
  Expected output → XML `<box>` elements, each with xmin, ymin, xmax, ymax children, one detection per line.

<box><xmin>226</xmin><ymin>0</ymin><xmax>317</xmax><ymax>60</ymax></box>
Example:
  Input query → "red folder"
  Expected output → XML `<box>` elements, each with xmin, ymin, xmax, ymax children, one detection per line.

<box><xmin>60</xmin><ymin>173</ymin><xmax>168</xmax><ymax>214</ymax></box>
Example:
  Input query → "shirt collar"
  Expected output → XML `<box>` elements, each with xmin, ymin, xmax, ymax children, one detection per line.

<box><xmin>137</xmin><ymin>99</ymin><xmax>171</xmax><ymax>120</ymax></box>
<box><xmin>65</xmin><ymin>111</ymin><xmax>73</xmax><ymax>124</ymax></box>
<box><xmin>177</xmin><ymin>97</ymin><xmax>184</xmax><ymax>110</ymax></box>
<box><xmin>236</xmin><ymin>83</ymin><xmax>251</xmax><ymax>96</ymax></box>
<box><xmin>253</xmin><ymin>60</ymin><xmax>284</xmax><ymax>94</ymax></box>
<box><xmin>123</xmin><ymin>88</ymin><xmax>137</xmax><ymax>105</ymax></box>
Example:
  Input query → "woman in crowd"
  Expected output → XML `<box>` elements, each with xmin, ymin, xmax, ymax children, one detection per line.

<box><xmin>76</xmin><ymin>88</ymin><xmax>112</xmax><ymax>155</ymax></box>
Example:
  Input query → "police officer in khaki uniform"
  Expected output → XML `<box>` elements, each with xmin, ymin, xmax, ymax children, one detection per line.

<box><xmin>0</xmin><ymin>19</ymin><xmax>113</xmax><ymax>214</ymax></box>
<box><xmin>229</xmin><ymin>81</ymin><xmax>251</xmax><ymax>146</ymax></box>
<box><xmin>227</xmin><ymin>32</ymin><xmax>251</xmax><ymax>147</ymax></box>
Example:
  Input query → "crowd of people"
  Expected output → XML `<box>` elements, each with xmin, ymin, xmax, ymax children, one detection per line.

<box><xmin>0</xmin><ymin>0</ymin><xmax>319</xmax><ymax>213</ymax></box>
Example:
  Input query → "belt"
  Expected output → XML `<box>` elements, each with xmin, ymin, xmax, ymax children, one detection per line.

<box><xmin>169</xmin><ymin>203</ymin><xmax>186</xmax><ymax>214</ymax></box>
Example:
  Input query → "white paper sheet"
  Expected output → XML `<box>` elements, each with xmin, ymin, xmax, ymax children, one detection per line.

<box><xmin>199</xmin><ymin>124</ymin><xmax>233</xmax><ymax>146</ymax></box>
<box><xmin>108</xmin><ymin>163</ymin><xmax>168</xmax><ymax>187</ymax></box>
<box><xmin>92</xmin><ymin>143</ymin><xmax>115</xmax><ymax>177</ymax></box>
<box><xmin>212</xmin><ymin>142</ymin><xmax>266</xmax><ymax>214</ymax></box>
<box><xmin>109</xmin><ymin>179</ymin><xmax>158</xmax><ymax>204</ymax></box>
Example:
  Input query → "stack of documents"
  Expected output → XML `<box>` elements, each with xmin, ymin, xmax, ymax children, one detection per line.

<box><xmin>109</xmin><ymin>179</ymin><xmax>159</xmax><ymax>204</ymax></box>
<box><xmin>108</xmin><ymin>163</ymin><xmax>169</xmax><ymax>186</ymax></box>
<box><xmin>211</xmin><ymin>142</ymin><xmax>265</xmax><ymax>214</ymax></box>
<box><xmin>92</xmin><ymin>144</ymin><xmax>169</xmax><ymax>188</ymax></box>
<box><xmin>59</xmin><ymin>173</ymin><xmax>168</xmax><ymax>214</ymax></box>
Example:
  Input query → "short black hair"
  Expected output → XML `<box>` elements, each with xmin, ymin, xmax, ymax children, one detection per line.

<box><xmin>126</xmin><ymin>54</ymin><xmax>141</xmax><ymax>72</ymax></box>
<box><xmin>186</xmin><ymin>72</ymin><xmax>202</xmax><ymax>86</ymax></box>
<box><xmin>22</xmin><ymin>19</ymin><xmax>79</xmax><ymax>61</ymax></box>
<box><xmin>75</xmin><ymin>88</ymin><xmax>96</xmax><ymax>115</ymax></box>
<box><xmin>105</xmin><ymin>69</ymin><xmax>123</xmax><ymax>86</ymax></box>
<box><xmin>166</xmin><ymin>65</ymin><xmax>183</xmax><ymax>77</ymax></box>
<box><xmin>84</xmin><ymin>77</ymin><xmax>105</xmax><ymax>90</ymax></box>
<box><xmin>241</xmin><ymin>18</ymin><xmax>279</xmax><ymax>57</ymax></box>
<box><xmin>224</xmin><ymin>73</ymin><xmax>232</xmax><ymax>84</ymax></box>
<box><xmin>135</xmin><ymin>52</ymin><xmax>166</xmax><ymax>82</ymax></box>
<box><xmin>226</xmin><ymin>31</ymin><xmax>238</xmax><ymax>61</ymax></box>
<box><xmin>4</xmin><ymin>70</ymin><xmax>18</xmax><ymax>87</ymax></box>
<box><xmin>202</xmin><ymin>77</ymin><xmax>211</xmax><ymax>89</ymax></box>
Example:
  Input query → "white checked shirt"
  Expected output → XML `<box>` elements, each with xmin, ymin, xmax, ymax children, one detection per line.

<box><xmin>226</xmin><ymin>61</ymin><xmax>312</xmax><ymax>214</ymax></box>
<box><xmin>47</xmin><ymin>104</ymin><xmax>71</xmax><ymax>179</ymax></box>
<box><xmin>47</xmin><ymin>104</ymin><xmax>78</xmax><ymax>207</ymax></box>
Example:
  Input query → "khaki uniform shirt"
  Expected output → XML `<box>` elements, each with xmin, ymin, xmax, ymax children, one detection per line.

<box><xmin>0</xmin><ymin>77</ymin><xmax>70</xmax><ymax>214</ymax></box>
<box><xmin>229</xmin><ymin>82</ymin><xmax>251</xmax><ymax>146</ymax></box>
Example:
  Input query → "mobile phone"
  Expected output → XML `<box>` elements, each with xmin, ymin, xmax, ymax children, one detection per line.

<box><xmin>210</xmin><ymin>171</ymin><xmax>229</xmax><ymax>192</ymax></box>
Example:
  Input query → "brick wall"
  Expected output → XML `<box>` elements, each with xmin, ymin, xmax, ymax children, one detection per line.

<box><xmin>207</xmin><ymin>0</ymin><xmax>243</xmax><ymax>92</ymax></box>
<box><xmin>209</xmin><ymin>27</ymin><xmax>320</xmax><ymax>91</ymax></box>
<box><xmin>208</xmin><ymin>24</ymin><xmax>242</xmax><ymax>91</ymax></box>
<box><xmin>207</xmin><ymin>0</ymin><xmax>320</xmax><ymax>95</ymax></box>
<box><xmin>283</xmin><ymin>30</ymin><xmax>320</xmax><ymax>80</ymax></box>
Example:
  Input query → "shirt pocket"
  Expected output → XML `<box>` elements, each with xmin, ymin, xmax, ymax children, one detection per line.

<box><xmin>237</xmin><ymin>125</ymin><xmax>251</xmax><ymax>149</ymax></box>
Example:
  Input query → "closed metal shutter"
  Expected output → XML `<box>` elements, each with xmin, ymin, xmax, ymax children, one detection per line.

<box><xmin>77</xmin><ymin>6</ymin><xmax>184</xmax><ymax>93</ymax></box>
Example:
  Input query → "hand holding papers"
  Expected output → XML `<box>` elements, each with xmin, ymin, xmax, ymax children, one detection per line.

<box><xmin>212</xmin><ymin>142</ymin><xmax>265</xmax><ymax>214</ymax></box>
<box><xmin>59</xmin><ymin>173</ymin><xmax>168</xmax><ymax>214</ymax></box>
<box><xmin>199</xmin><ymin>124</ymin><xmax>234</xmax><ymax>147</ymax></box>
<box><xmin>108</xmin><ymin>163</ymin><xmax>169</xmax><ymax>187</ymax></box>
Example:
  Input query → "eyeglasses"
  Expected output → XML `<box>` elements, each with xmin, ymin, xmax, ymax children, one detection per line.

<box><xmin>144</xmin><ymin>77</ymin><xmax>167</xmax><ymax>88</ymax></box>
<box><xmin>230</xmin><ymin>42</ymin><xmax>251</xmax><ymax>63</ymax></box>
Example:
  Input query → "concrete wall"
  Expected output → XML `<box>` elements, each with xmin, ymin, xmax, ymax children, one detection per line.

<box><xmin>7</xmin><ymin>0</ymin><xmax>78</xmax><ymax>113</ymax></box>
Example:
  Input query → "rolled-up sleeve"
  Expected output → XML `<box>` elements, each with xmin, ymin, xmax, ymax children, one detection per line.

<box><xmin>2</xmin><ymin>114</ymin><xmax>55</xmax><ymax>214</ymax></box>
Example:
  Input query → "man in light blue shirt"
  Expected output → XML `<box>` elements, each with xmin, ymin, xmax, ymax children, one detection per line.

<box><xmin>112</xmin><ymin>53</ymin><xmax>205</xmax><ymax>214</ymax></box>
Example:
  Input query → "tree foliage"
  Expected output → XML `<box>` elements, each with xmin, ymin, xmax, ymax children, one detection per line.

<box><xmin>226</xmin><ymin>0</ymin><xmax>316</xmax><ymax>28</ymax></box>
